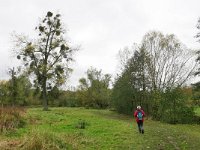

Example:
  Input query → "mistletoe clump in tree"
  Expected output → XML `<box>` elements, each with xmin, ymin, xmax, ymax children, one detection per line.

<box><xmin>15</xmin><ymin>11</ymin><xmax>76</xmax><ymax>110</ymax></box>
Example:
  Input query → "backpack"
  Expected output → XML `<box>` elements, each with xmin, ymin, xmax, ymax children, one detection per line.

<box><xmin>137</xmin><ymin>111</ymin><xmax>143</xmax><ymax>120</ymax></box>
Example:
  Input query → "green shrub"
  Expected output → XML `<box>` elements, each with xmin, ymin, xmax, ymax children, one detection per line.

<box><xmin>151</xmin><ymin>91</ymin><xmax>162</xmax><ymax>120</ymax></box>
<box><xmin>75</xmin><ymin>119</ymin><xmax>88</xmax><ymax>129</ymax></box>
<box><xmin>157</xmin><ymin>88</ymin><xmax>195</xmax><ymax>124</ymax></box>
<box><xmin>192</xmin><ymin>92</ymin><xmax>200</xmax><ymax>106</ymax></box>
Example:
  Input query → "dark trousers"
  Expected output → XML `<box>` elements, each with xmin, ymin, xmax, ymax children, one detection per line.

<box><xmin>137</xmin><ymin>120</ymin><xmax>144</xmax><ymax>133</ymax></box>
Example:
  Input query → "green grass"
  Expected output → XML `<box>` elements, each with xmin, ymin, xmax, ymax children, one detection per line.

<box><xmin>1</xmin><ymin>107</ymin><xmax>200</xmax><ymax>149</ymax></box>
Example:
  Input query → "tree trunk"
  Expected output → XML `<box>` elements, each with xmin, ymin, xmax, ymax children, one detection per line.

<box><xmin>173</xmin><ymin>98</ymin><xmax>176</xmax><ymax>124</ymax></box>
<box><xmin>1</xmin><ymin>102</ymin><xmax>3</xmax><ymax>114</ymax></box>
<box><xmin>42</xmin><ymin>77</ymin><xmax>48</xmax><ymax>111</ymax></box>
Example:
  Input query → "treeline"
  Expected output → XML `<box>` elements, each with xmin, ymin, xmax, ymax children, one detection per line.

<box><xmin>0</xmin><ymin>64</ymin><xmax>199</xmax><ymax>124</ymax></box>
<box><xmin>0</xmin><ymin>67</ymin><xmax>112</xmax><ymax>108</ymax></box>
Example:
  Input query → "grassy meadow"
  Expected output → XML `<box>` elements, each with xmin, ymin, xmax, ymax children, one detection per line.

<box><xmin>0</xmin><ymin>107</ymin><xmax>200</xmax><ymax>150</ymax></box>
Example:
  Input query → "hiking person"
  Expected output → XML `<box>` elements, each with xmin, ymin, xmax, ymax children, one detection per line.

<box><xmin>134</xmin><ymin>106</ymin><xmax>145</xmax><ymax>134</ymax></box>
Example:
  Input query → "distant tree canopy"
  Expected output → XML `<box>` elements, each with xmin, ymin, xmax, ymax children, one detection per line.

<box><xmin>112</xmin><ymin>31</ymin><xmax>196</xmax><ymax>123</ymax></box>
<box><xmin>13</xmin><ymin>11</ymin><xmax>77</xmax><ymax>110</ymax></box>
<box><xmin>0</xmin><ymin>68</ymin><xmax>32</xmax><ymax>106</ymax></box>
<box><xmin>142</xmin><ymin>31</ymin><xmax>196</xmax><ymax>90</ymax></box>
<box><xmin>77</xmin><ymin>67</ymin><xmax>111</xmax><ymax>108</ymax></box>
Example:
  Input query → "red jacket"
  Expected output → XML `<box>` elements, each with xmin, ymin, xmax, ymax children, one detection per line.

<box><xmin>134</xmin><ymin>110</ymin><xmax>145</xmax><ymax>122</ymax></box>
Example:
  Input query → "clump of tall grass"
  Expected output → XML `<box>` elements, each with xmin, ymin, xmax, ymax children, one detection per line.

<box><xmin>75</xmin><ymin>119</ymin><xmax>88</xmax><ymax>129</ymax></box>
<box><xmin>0</xmin><ymin>107</ymin><xmax>26</xmax><ymax>133</ymax></box>
<box><xmin>20</xmin><ymin>129</ymin><xmax>71</xmax><ymax>150</ymax></box>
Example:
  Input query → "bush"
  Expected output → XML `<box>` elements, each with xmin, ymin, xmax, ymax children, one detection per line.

<box><xmin>151</xmin><ymin>91</ymin><xmax>162</xmax><ymax>120</ymax></box>
<box><xmin>160</xmin><ymin>106</ymin><xmax>195</xmax><ymax>124</ymax></box>
<box><xmin>0</xmin><ymin>107</ymin><xmax>26</xmax><ymax>133</ymax></box>
<box><xmin>156</xmin><ymin>88</ymin><xmax>196</xmax><ymax>124</ymax></box>
<box><xmin>75</xmin><ymin>119</ymin><xmax>88</xmax><ymax>129</ymax></box>
<box><xmin>192</xmin><ymin>92</ymin><xmax>200</xmax><ymax>106</ymax></box>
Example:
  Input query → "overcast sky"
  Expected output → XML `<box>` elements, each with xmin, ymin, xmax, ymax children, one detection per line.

<box><xmin>0</xmin><ymin>0</ymin><xmax>200</xmax><ymax>87</ymax></box>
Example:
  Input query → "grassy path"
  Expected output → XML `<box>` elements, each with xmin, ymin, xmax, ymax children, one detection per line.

<box><xmin>0</xmin><ymin>107</ymin><xmax>200</xmax><ymax>149</ymax></box>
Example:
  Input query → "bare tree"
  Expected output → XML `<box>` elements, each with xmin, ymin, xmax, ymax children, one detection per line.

<box><xmin>142</xmin><ymin>31</ymin><xmax>197</xmax><ymax>90</ymax></box>
<box><xmin>116</xmin><ymin>44</ymin><xmax>139</xmax><ymax>73</ymax></box>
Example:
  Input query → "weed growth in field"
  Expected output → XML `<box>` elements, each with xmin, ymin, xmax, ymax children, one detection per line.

<box><xmin>19</xmin><ymin>129</ymin><xmax>71</xmax><ymax>150</ymax></box>
<box><xmin>0</xmin><ymin>107</ymin><xmax>26</xmax><ymax>133</ymax></box>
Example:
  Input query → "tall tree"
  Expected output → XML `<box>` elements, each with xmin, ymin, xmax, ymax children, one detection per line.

<box><xmin>8</xmin><ymin>67</ymin><xmax>18</xmax><ymax>106</ymax></box>
<box><xmin>195</xmin><ymin>18</ymin><xmax>200</xmax><ymax>76</ymax></box>
<box><xmin>193</xmin><ymin>18</ymin><xmax>200</xmax><ymax>101</ymax></box>
<box><xmin>14</xmin><ymin>11</ymin><xmax>77</xmax><ymax>110</ymax></box>
<box><xmin>112</xmin><ymin>47</ymin><xmax>151</xmax><ymax>114</ymax></box>
<box><xmin>142</xmin><ymin>31</ymin><xmax>196</xmax><ymax>90</ymax></box>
